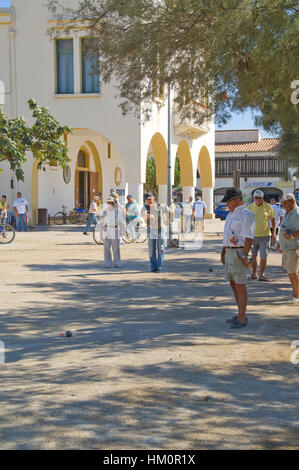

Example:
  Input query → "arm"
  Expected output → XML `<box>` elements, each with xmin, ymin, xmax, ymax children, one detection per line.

<box><xmin>240</xmin><ymin>237</ymin><xmax>254</xmax><ymax>267</ymax></box>
<box><xmin>270</xmin><ymin>218</ymin><xmax>276</xmax><ymax>243</ymax></box>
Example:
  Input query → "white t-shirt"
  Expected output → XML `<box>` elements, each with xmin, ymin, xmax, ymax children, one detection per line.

<box><xmin>223</xmin><ymin>204</ymin><xmax>255</xmax><ymax>247</ymax></box>
<box><xmin>13</xmin><ymin>197</ymin><xmax>28</xmax><ymax>215</ymax></box>
<box><xmin>183</xmin><ymin>202</ymin><xmax>193</xmax><ymax>216</ymax></box>
<box><xmin>270</xmin><ymin>204</ymin><xmax>285</xmax><ymax>228</ymax></box>
<box><xmin>193</xmin><ymin>200</ymin><xmax>206</xmax><ymax>219</ymax></box>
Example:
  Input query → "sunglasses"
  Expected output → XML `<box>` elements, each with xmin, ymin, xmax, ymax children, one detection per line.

<box><xmin>254</xmin><ymin>197</ymin><xmax>263</xmax><ymax>199</ymax></box>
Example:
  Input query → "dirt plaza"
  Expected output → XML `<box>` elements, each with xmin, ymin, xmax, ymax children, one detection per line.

<box><xmin>0</xmin><ymin>222</ymin><xmax>298</xmax><ymax>450</ymax></box>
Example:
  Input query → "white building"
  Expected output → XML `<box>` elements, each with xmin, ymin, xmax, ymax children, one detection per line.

<box><xmin>214</xmin><ymin>130</ymin><xmax>297</xmax><ymax>203</ymax></box>
<box><xmin>0</xmin><ymin>0</ymin><xmax>215</xmax><ymax>225</ymax></box>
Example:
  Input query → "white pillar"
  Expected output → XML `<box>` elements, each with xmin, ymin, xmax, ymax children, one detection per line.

<box><xmin>182</xmin><ymin>186</ymin><xmax>195</xmax><ymax>203</ymax></box>
<box><xmin>127</xmin><ymin>183</ymin><xmax>144</xmax><ymax>208</ymax></box>
<box><xmin>158</xmin><ymin>185</ymin><xmax>168</xmax><ymax>204</ymax></box>
<box><xmin>73</xmin><ymin>36</ymin><xmax>80</xmax><ymax>94</ymax></box>
<box><xmin>202</xmin><ymin>187</ymin><xmax>214</xmax><ymax>218</ymax></box>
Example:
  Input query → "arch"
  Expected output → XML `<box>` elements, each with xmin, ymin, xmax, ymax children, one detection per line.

<box><xmin>197</xmin><ymin>146</ymin><xmax>213</xmax><ymax>188</ymax></box>
<box><xmin>149</xmin><ymin>133</ymin><xmax>168</xmax><ymax>185</ymax></box>
<box><xmin>176</xmin><ymin>139</ymin><xmax>194</xmax><ymax>186</ymax></box>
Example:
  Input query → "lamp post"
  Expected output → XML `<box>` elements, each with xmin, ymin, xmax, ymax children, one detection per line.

<box><xmin>167</xmin><ymin>81</ymin><xmax>173</xmax><ymax>245</ymax></box>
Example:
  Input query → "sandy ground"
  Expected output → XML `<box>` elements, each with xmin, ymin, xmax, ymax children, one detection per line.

<box><xmin>0</xmin><ymin>221</ymin><xmax>298</xmax><ymax>450</ymax></box>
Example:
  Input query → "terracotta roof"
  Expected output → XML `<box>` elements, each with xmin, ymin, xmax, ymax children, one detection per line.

<box><xmin>215</xmin><ymin>138</ymin><xmax>280</xmax><ymax>154</ymax></box>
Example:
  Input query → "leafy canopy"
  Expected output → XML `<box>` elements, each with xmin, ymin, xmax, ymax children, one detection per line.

<box><xmin>0</xmin><ymin>99</ymin><xmax>72</xmax><ymax>180</ymax></box>
<box><xmin>47</xmin><ymin>0</ymin><xmax>299</xmax><ymax>163</ymax></box>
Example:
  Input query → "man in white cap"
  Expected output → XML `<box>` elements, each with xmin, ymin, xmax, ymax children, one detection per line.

<box><xmin>277</xmin><ymin>194</ymin><xmax>299</xmax><ymax>304</ymax></box>
<box><xmin>247</xmin><ymin>190</ymin><xmax>276</xmax><ymax>281</ymax></box>
<box><xmin>192</xmin><ymin>196</ymin><xmax>206</xmax><ymax>233</ymax></box>
<box><xmin>99</xmin><ymin>196</ymin><xmax>125</xmax><ymax>267</ymax></box>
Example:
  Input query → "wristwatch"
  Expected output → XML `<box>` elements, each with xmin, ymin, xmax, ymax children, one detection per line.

<box><xmin>241</xmin><ymin>253</ymin><xmax>248</xmax><ymax>259</ymax></box>
<box><xmin>290</xmin><ymin>234</ymin><xmax>295</xmax><ymax>240</ymax></box>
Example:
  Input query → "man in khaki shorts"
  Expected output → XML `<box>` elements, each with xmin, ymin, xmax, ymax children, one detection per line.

<box><xmin>247</xmin><ymin>190</ymin><xmax>276</xmax><ymax>281</ymax></box>
<box><xmin>220</xmin><ymin>188</ymin><xmax>255</xmax><ymax>328</ymax></box>
<box><xmin>277</xmin><ymin>193</ymin><xmax>299</xmax><ymax>304</ymax></box>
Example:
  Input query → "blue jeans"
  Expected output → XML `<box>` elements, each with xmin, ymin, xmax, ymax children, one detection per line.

<box><xmin>84</xmin><ymin>213</ymin><xmax>99</xmax><ymax>233</ymax></box>
<box><xmin>17</xmin><ymin>213</ymin><xmax>28</xmax><ymax>232</ymax></box>
<box><xmin>147</xmin><ymin>231</ymin><xmax>165</xmax><ymax>271</ymax></box>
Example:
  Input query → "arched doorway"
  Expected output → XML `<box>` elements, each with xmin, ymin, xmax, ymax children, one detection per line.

<box><xmin>75</xmin><ymin>144</ymin><xmax>103</xmax><ymax>209</ymax></box>
<box><xmin>146</xmin><ymin>133</ymin><xmax>168</xmax><ymax>203</ymax></box>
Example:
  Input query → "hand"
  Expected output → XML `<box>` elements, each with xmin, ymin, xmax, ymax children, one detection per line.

<box><xmin>283</xmin><ymin>231</ymin><xmax>292</xmax><ymax>240</ymax></box>
<box><xmin>276</xmin><ymin>243</ymin><xmax>281</xmax><ymax>253</ymax></box>
<box><xmin>271</xmin><ymin>234</ymin><xmax>277</xmax><ymax>245</ymax></box>
<box><xmin>241</xmin><ymin>257</ymin><xmax>251</xmax><ymax>267</ymax></box>
<box><xmin>230</xmin><ymin>236</ymin><xmax>238</xmax><ymax>246</ymax></box>
<box><xmin>221</xmin><ymin>249</ymin><xmax>225</xmax><ymax>265</ymax></box>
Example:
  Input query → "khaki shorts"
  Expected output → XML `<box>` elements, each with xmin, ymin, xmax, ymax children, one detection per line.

<box><xmin>282</xmin><ymin>249</ymin><xmax>299</xmax><ymax>274</ymax></box>
<box><xmin>224</xmin><ymin>247</ymin><xmax>249</xmax><ymax>285</ymax></box>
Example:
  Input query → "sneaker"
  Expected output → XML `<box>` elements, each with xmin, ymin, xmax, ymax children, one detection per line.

<box><xmin>287</xmin><ymin>297</ymin><xmax>299</xmax><ymax>304</ymax></box>
<box><xmin>83</xmin><ymin>232</ymin><xmax>89</xmax><ymax>235</ymax></box>
<box><xmin>226</xmin><ymin>315</ymin><xmax>238</xmax><ymax>324</ymax></box>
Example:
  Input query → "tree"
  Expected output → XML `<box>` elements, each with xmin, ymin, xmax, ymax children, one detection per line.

<box><xmin>174</xmin><ymin>156</ymin><xmax>181</xmax><ymax>189</ymax></box>
<box><xmin>145</xmin><ymin>155</ymin><xmax>158</xmax><ymax>196</ymax></box>
<box><xmin>47</xmin><ymin>0</ymin><xmax>299</xmax><ymax>164</ymax></box>
<box><xmin>0</xmin><ymin>99</ymin><xmax>72</xmax><ymax>181</ymax></box>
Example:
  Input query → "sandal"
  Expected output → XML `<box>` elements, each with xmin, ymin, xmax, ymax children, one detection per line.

<box><xmin>248</xmin><ymin>274</ymin><xmax>258</xmax><ymax>280</ymax></box>
<box><xmin>230</xmin><ymin>317</ymin><xmax>248</xmax><ymax>329</ymax></box>
<box><xmin>258</xmin><ymin>276</ymin><xmax>272</xmax><ymax>282</ymax></box>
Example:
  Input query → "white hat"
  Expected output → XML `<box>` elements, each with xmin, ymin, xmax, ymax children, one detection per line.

<box><xmin>282</xmin><ymin>193</ymin><xmax>295</xmax><ymax>202</ymax></box>
<box><xmin>254</xmin><ymin>190</ymin><xmax>264</xmax><ymax>198</ymax></box>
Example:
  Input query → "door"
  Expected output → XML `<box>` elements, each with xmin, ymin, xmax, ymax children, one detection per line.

<box><xmin>89</xmin><ymin>171</ymin><xmax>98</xmax><ymax>206</ymax></box>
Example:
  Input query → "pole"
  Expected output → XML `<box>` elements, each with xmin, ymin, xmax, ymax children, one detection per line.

<box><xmin>167</xmin><ymin>82</ymin><xmax>173</xmax><ymax>245</ymax></box>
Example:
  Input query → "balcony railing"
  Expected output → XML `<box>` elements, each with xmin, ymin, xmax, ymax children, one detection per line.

<box><xmin>215</xmin><ymin>156</ymin><xmax>287</xmax><ymax>179</ymax></box>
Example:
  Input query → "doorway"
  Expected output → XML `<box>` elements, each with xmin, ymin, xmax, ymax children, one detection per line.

<box><xmin>75</xmin><ymin>148</ymin><xmax>100</xmax><ymax>210</ymax></box>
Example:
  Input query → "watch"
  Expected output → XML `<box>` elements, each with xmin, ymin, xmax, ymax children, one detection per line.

<box><xmin>241</xmin><ymin>253</ymin><xmax>248</xmax><ymax>259</ymax></box>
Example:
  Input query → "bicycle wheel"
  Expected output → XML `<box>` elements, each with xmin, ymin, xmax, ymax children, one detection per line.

<box><xmin>0</xmin><ymin>224</ymin><xmax>16</xmax><ymax>244</ymax></box>
<box><xmin>93</xmin><ymin>225</ymin><xmax>103</xmax><ymax>245</ymax></box>
<box><xmin>69</xmin><ymin>211</ymin><xmax>80</xmax><ymax>224</ymax></box>
<box><xmin>136</xmin><ymin>224</ymin><xmax>147</xmax><ymax>243</ymax></box>
<box><xmin>54</xmin><ymin>212</ymin><xmax>65</xmax><ymax>225</ymax></box>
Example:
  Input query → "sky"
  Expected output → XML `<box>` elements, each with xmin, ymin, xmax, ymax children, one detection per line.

<box><xmin>0</xmin><ymin>0</ymin><xmax>11</xmax><ymax>6</ymax></box>
<box><xmin>216</xmin><ymin>109</ymin><xmax>275</xmax><ymax>138</ymax></box>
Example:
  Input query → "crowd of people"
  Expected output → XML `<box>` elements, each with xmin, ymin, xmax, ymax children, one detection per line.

<box><xmin>221</xmin><ymin>187</ymin><xmax>299</xmax><ymax>329</ymax></box>
<box><xmin>0</xmin><ymin>192</ymin><xmax>29</xmax><ymax>232</ymax></box>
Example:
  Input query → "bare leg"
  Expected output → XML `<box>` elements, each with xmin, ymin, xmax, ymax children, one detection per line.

<box><xmin>230</xmin><ymin>281</ymin><xmax>240</xmax><ymax>314</ymax></box>
<box><xmin>230</xmin><ymin>281</ymin><xmax>248</xmax><ymax>322</ymax></box>
<box><xmin>260</xmin><ymin>257</ymin><xmax>267</xmax><ymax>278</ymax></box>
<box><xmin>251</xmin><ymin>256</ymin><xmax>258</xmax><ymax>277</ymax></box>
<box><xmin>289</xmin><ymin>273</ymin><xmax>299</xmax><ymax>298</ymax></box>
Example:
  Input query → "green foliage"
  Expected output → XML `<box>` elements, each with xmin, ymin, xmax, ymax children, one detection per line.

<box><xmin>145</xmin><ymin>155</ymin><xmax>158</xmax><ymax>196</ymax></box>
<box><xmin>0</xmin><ymin>99</ymin><xmax>72</xmax><ymax>181</ymax></box>
<box><xmin>47</xmin><ymin>0</ymin><xmax>299</xmax><ymax>164</ymax></box>
<box><xmin>174</xmin><ymin>156</ymin><xmax>181</xmax><ymax>189</ymax></box>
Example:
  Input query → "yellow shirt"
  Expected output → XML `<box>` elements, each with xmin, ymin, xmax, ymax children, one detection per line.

<box><xmin>247</xmin><ymin>201</ymin><xmax>275</xmax><ymax>237</ymax></box>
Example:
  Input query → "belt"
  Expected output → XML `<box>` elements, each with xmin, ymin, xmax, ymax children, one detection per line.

<box><xmin>104</xmin><ymin>226</ymin><xmax>118</xmax><ymax>228</ymax></box>
<box><xmin>225</xmin><ymin>246</ymin><xmax>244</xmax><ymax>249</ymax></box>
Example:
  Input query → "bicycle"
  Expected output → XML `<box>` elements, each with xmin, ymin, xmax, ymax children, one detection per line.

<box><xmin>0</xmin><ymin>223</ymin><xmax>16</xmax><ymax>244</ymax></box>
<box><xmin>54</xmin><ymin>206</ymin><xmax>86</xmax><ymax>225</ymax></box>
<box><xmin>122</xmin><ymin>220</ymin><xmax>147</xmax><ymax>244</ymax></box>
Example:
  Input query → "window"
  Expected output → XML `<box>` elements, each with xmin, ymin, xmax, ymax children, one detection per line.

<box><xmin>82</xmin><ymin>38</ymin><xmax>99</xmax><ymax>93</ymax></box>
<box><xmin>77</xmin><ymin>150</ymin><xmax>88</xmax><ymax>168</ymax></box>
<box><xmin>56</xmin><ymin>39</ymin><xmax>74</xmax><ymax>94</ymax></box>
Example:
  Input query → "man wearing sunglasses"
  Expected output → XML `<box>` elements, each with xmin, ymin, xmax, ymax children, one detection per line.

<box><xmin>247</xmin><ymin>190</ymin><xmax>276</xmax><ymax>281</ymax></box>
<box><xmin>277</xmin><ymin>194</ymin><xmax>299</xmax><ymax>304</ymax></box>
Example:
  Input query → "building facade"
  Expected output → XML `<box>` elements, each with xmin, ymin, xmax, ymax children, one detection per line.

<box><xmin>213</xmin><ymin>130</ymin><xmax>298</xmax><ymax>203</ymax></box>
<box><xmin>0</xmin><ymin>0</ymin><xmax>215</xmax><ymax>225</ymax></box>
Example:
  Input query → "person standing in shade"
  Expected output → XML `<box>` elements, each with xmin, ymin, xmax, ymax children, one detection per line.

<box><xmin>99</xmin><ymin>196</ymin><xmax>125</xmax><ymax>268</ymax></box>
<box><xmin>277</xmin><ymin>194</ymin><xmax>299</xmax><ymax>304</ymax></box>
<box><xmin>247</xmin><ymin>190</ymin><xmax>276</xmax><ymax>281</ymax></box>
<box><xmin>220</xmin><ymin>188</ymin><xmax>255</xmax><ymax>329</ymax></box>
<box><xmin>141</xmin><ymin>193</ymin><xmax>169</xmax><ymax>273</ymax></box>
<box><xmin>83</xmin><ymin>196</ymin><xmax>100</xmax><ymax>235</ymax></box>
<box><xmin>193</xmin><ymin>196</ymin><xmax>206</xmax><ymax>233</ymax></box>
<box><xmin>13</xmin><ymin>192</ymin><xmax>29</xmax><ymax>232</ymax></box>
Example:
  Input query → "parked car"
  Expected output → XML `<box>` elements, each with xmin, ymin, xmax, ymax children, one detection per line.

<box><xmin>214</xmin><ymin>203</ymin><xmax>230</xmax><ymax>220</ymax></box>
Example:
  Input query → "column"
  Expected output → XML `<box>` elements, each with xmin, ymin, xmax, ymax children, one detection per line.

<box><xmin>73</xmin><ymin>36</ymin><xmax>80</xmax><ymax>94</ymax></box>
<box><xmin>158</xmin><ymin>185</ymin><xmax>168</xmax><ymax>204</ymax></box>
<box><xmin>202</xmin><ymin>187</ymin><xmax>214</xmax><ymax>218</ymax></box>
<box><xmin>127</xmin><ymin>183</ymin><xmax>144</xmax><ymax>208</ymax></box>
<box><xmin>182</xmin><ymin>186</ymin><xmax>195</xmax><ymax>203</ymax></box>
